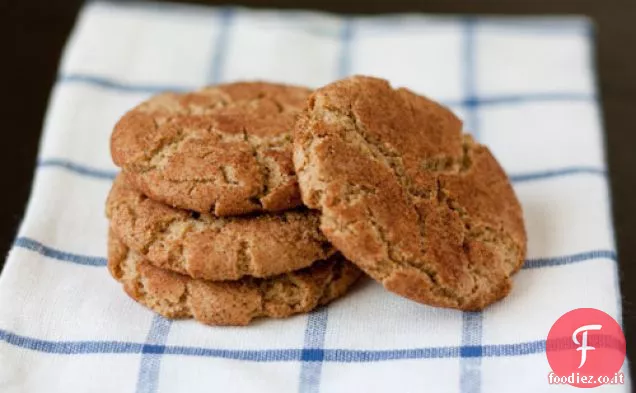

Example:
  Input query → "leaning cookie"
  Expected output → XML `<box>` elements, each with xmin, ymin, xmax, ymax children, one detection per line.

<box><xmin>111</xmin><ymin>82</ymin><xmax>311</xmax><ymax>216</ymax></box>
<box><xmin>293</xmin><ymin>76</ymin><xmax>527</xmax><ymax>311</ymax></box>
<box><xmin>108</xmin><ymin>230</ymin><xmax>362</xmax><ymax>326</ymax></box>
<box><xmin>106</xmin><ymin>173</ymin><xmax>333</xmax><ymax>281</ymax></box>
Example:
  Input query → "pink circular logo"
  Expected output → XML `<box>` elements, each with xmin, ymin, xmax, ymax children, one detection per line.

<box><xmin>546</xmin><ymin>308</ymin><xmax>626</xmax><ymax>388</ymax></box>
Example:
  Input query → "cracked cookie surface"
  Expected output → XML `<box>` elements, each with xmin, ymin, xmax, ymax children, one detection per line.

<box><xmin>111</xmin><ymin>81</ymin><xmax>311</xmax><ymax>216</ymax></box>
<box><xmin>108</xmin><ymin>230</ymin><xmax>362</xmax><ymax>326</ymax></box>
<box><xmin>107</xmin><ymin>173</ymin><xmax>334</xmax><ymax>281</ymax></box>
<box><xmin>293</xmin><ymin>76</ymin><xmax>527</xmax><ymax>310</ymax></box>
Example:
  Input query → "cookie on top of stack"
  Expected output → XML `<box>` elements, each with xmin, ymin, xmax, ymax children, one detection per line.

<box><xmin>106</xmin><ymin>76</ymin><xmax>527</xmax><ymax>326</ymax></box>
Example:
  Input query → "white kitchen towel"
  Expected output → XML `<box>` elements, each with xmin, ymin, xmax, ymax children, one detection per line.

<box><xmin>0</xmin><ymin>1</ymin><xmax>629</xmax><ymax>392</ymax></box>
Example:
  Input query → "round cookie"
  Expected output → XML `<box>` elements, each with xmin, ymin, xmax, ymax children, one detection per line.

<box><xmin>106</xmin><ymin>173</ymin><xmax>333</xmax><ymax>281</ymax></box>
<box><xmin>108</xmin><ymin>231</ymin><xmax>362</xmax><ymax>326</ymax></box>
<box><xmin>111</xmin><ymin>82</ymin><xmax>311</xmax><ymax>216</ymax></box>
<box><xmin>293</xmin><ymin>76</ymin><xmax>527</xmax><ymax>311</ymax></box>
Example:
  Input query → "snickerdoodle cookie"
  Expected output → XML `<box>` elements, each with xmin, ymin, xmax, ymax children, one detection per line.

<box><xmin>111</xmin><ymin>82</ymin><xmax>311</xmax><ymax>216</ymax></box>
<box><xmin>293</xmin><ymin>76</ymin><xmax>526</xmax><ymax>310</ymax></box>
<box><xmin>106</xmin><ymin>174</ymin><xmax>333</xmax><ymax>281</ymax></box>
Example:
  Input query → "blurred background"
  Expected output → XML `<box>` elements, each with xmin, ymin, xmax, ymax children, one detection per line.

<box><xmin>2</xmin><ymin>0</ymin><xmax>634</xmax><ymax>369</ymax></box>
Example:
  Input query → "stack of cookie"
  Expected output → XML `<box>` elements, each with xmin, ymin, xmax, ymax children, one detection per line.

<box><xmin>106</xmin><ymin>76</ymin><xmax>527</xmax><ymax>326</ymax></box>
<box><xmin>106</xmin><ymin>83</ymin><xmax>363</xmax><ymax>326</ymax></box>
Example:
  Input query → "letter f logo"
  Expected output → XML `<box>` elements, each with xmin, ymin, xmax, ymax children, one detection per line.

<box><xmin>572</xmin><ymin>324</ymin><xmax>602</xmax><ymax>368</ymax></box>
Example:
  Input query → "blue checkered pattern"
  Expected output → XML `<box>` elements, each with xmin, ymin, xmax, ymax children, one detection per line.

<box><xmin>0</xmin><ymin>2</ymin><xmax>629</xmax><ymax>392</ymax></box>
